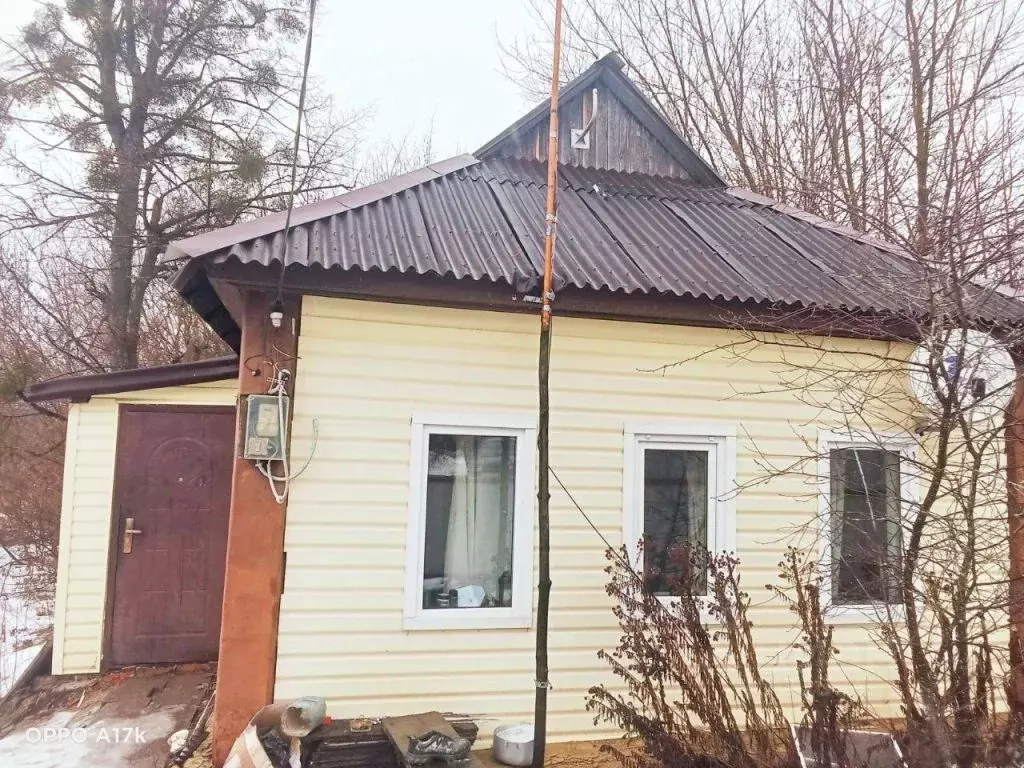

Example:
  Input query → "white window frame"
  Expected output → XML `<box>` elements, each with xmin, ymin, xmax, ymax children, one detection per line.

<box><xmin>623</xmin><ymin>421</ymin><xmax>738</xmax><ymax>615</ymax></box>
<box><xmin>403</xmin><ymin>412</ymin><xmax>536</xmax><ymax>631</ymax></box>
<box><xmin>818</xmin><ymin>429</ymin><xmax>919</xmax><ymax>624</ymax></box>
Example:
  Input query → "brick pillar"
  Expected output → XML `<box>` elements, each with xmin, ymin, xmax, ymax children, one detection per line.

<box><xmin>213</xmin><ymin>290</ymin><xmax>301</xmax><ymax>765</ymax></box>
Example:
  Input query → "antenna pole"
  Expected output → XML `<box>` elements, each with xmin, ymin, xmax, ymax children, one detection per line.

<box><xmin>534</xmin><ymin>1</ymin><xmax>563</xmax><ymax>765</ymax></box>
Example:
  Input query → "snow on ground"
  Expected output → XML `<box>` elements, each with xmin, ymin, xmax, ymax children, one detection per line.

<box><xmin>0</xmin><ymin>708</ymin><xmax>180</xmax><ymax>768</ymax></box>
<box><xmin>0</xmin><ymin>548</ymin><xmax>49</xmax><ymax>696</ymax></box>
<box><xmin>0</xmin><ymin>642</ymin><xmax>45</xmax><ymax>696</ymax></box>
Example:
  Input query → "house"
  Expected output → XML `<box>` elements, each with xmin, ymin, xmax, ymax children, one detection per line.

<box><xmin>23</xmin><ymin>54</ymin><xmax>1024</xmax><ymax>764</ymax></box>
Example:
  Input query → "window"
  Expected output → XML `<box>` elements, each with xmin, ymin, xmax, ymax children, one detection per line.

<box><xmin>624</xmin><ymin>423</ymin><xmax>737</xmax><ymax>600</ymax></box>
<box><xmin>404</xmin><ymin>414</ymin><xmax>535</xmax><ymax>630</ymax></box>
<box><xmin>819</xmin><ymin>432</ymin><xmax>916</xmax><ymax>620</ymax></box>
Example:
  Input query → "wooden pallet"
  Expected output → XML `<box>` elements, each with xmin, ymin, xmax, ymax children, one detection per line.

<box><xmin>383</xmin><ymin>712</ymin><xmax>484</xmax><ymax>768</ymax></box>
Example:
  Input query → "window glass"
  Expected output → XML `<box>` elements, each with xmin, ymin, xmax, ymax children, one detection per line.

<box><xmin>829</xmin><ymin>448</ymin><xmax>902</xmax><ymax>605</ymax></box>
<box><xmin>642</xmin><ymin>448</ymin><xmax>709</xmax><ymax>595</ymax></box>
<box><xmin>422</xmin><ymin>433</ymin><xmax>516</xmax><ymax>610</ymax></box>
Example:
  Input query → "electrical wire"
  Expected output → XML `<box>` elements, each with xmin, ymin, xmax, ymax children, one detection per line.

<box><xmin>254</xmin><ymin>0</ymin><xmax>319</xmax><ymax>503</ymax></box>
<box><xmin>258</xmin><ymin>368</ymin><xmax>319</xmax><ymax>504</ymax></box>
<box><xmin>549</xmin><ymin>465</ymin><xmax>707</xmax><ymax>622</ymax></box>
<box><xmin>275</xmin><ymin>0</ymin><xmax>319</xmax><ymax>302</ymax></box>
<box><xmin>549</xmin><ymin>466</ymin><xmax>641</xmax><ymax>580</ymax></box>
<box><xmin>549</xmin><ymin>466</ymin><xmax>618</xmax><ymax>555</ymax></box>
<box><xmin>258</xmin><ymin>372</ymin><xmax>317</xmax><ymax>505</ymax></box>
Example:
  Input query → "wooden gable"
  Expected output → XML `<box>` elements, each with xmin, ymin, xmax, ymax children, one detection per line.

<box><xmin>476</xmin><ymin>54</ymin><xmax>722</xmax><ymax>185</ymax></box>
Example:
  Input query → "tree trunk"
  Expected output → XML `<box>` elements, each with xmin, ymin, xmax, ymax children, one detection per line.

<box><xmin>108</xmin><ymin>174</ymin><xmax>143</xmax><ymax>370</ymax></box>
<box><xmin>533</xmin><ymin>323</ymin><xmax>552</xmax><ymax>768</ymax></box>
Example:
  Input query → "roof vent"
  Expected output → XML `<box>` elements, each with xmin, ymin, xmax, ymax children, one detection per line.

<box><xmin>570</xmin><ymin>128</ymin><xmax>590</xmax><ymax>150</ymax></box>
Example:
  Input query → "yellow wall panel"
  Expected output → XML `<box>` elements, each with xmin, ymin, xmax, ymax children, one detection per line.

<box><xmin>277</xmin><ymin>296</ymin><xmax>924</xmax><ymax>744</ymax></box>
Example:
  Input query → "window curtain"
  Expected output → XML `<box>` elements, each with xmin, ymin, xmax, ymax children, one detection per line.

<box><xmin>424</xmin><ymin>434</ymin><xmax>515</xmax><ymax>609</ymax></box>
<box><xmin>444</xmin><ymin>437</ymin><xmax>509</xmax><ymax>598</ymax></box>
<box><xmin>685</xmin><ymin>455</ymin><xmax>708</xmax><ymax>553</ymax></box>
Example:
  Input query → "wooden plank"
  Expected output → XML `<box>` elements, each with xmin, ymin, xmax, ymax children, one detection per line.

<box><xmin>383</xmin><ymin>712</ymin><xmax>482</xmax><ymax>768</ymax></box>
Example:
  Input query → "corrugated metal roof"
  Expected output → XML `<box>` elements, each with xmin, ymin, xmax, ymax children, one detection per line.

<box><xmin>183</xmin><ymin>156</ymin><xmax>1024</xmax><ymax>324</ymax></box>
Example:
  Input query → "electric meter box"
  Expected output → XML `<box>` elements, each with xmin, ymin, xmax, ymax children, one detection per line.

<box><xmin>244</xmin><ymin>394</ymin><xmax>289</xmax><ymax>461</ymax></box>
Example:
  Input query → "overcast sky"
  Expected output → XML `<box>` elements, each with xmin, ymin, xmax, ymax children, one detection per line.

<box><xmin>314</xmin><ymin>1</ymin><xmax>542</xmax><ymax>156</ymax></box>
<box><xmin>0</xmin><ymin>1</ymin><xmax>545</xmax><ymax>159</ymax></box>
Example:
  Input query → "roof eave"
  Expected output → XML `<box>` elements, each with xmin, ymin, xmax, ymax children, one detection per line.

<box><xmin>22</xmin><ymin>355</ymin><xmax>240</xmax><ymax>403</ymax></box>
<box><xmin>172</xmin><ymin>259</ymin><xmax>243</xmax><ymax>351</ymax></box>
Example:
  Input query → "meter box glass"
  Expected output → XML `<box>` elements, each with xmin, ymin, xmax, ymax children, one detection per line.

<box><xmin>244</xmin><ymin>394</ymin><xmax>289</xmax><ymax>461</ymax></box>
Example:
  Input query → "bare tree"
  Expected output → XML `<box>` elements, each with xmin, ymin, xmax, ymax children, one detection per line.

<box><xmin>356</xmin><ymin>127</ymin><xmax>436</xmax><ymax>186</ymax></box>
<box><xmin>0</xmin><ymin>0</ymin><xmax>363</xmax><ymax>370</ymax></box>
<box><xmin>0</xmin><ymin>266</ymin><xmax>68</xmax><ymax>659</ymax></box>
<box><xmin>504</xmin><ymin>0</ymin><xmax>1024</xmax><ymax>279</ymax></box>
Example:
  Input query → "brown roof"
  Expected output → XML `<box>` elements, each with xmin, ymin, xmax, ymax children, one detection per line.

<box><xmin>169</xmin><ymin>156</ymin><xmax>1024</xmax><ymax>326</ymax></box>
<box><xmin>22</xmin><ymin>356</ymin><xmax>238</xmax><ymax>403</ymax></box>
<box><xmin>165</xmin><ymin>56</ymin><xmax>1024</xmax><ymax>344</ymax></box>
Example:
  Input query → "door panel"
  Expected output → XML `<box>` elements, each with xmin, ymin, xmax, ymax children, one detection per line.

<box><xmin>107</xmin><ymin>406</ymin><xmax>234</xmax><ymax>666</ymax></box>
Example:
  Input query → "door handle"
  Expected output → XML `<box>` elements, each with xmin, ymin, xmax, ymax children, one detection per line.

<box><xmin>122</xmin><ymin>517</ymin><xmax>143</xmax><ymax>554</ymax></box>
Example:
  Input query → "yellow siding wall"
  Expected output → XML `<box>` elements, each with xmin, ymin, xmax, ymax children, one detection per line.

<box><xmin>53</xmin><ymin>379</ymin><xmax>237</xmax><ymax>674</ymax></box>
<box><xmin>278</xmin><ymin>296</ymin><xmax>920</xmax><ymax>743</ymax></box>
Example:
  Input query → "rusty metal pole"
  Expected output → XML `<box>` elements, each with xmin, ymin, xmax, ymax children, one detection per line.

<box><xmin>533</xmin><ymin>2</ymin><xmax>563</xmax><ymax>766</ymax></box>
<box><xmin>1006</xmin><ymin>358</ymin><xmax>1024</xmax><ymax>713</ymax></box>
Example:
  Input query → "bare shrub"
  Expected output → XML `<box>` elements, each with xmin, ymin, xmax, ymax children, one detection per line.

<box><xmin>771</xmin><ymin>548</ymin><xmax>863</xmax><ymax>768</ymax></box>
<box><xmin>587</xmin><ymin>543</ymin><xmax>880</xmax><ymax>768</ymax></box>
<box><xmin>588</xmin><ymin>546</ymin><xmax>777</xmax><ymax>767</ymax></box>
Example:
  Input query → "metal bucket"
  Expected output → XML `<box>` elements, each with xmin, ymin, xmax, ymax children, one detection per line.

<box><xmin>492</xmin><ymin>724</ymin><xmax>534</xmax><ymax>767</ymax></box>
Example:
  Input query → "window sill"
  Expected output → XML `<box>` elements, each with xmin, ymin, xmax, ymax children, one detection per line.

<box><xmin>403</xmin><ymin>609</ymin><xmax>532</xmax><ymax>631</ymax></box>
<box><xmin>825</xmin><ymin>603</ymin><xmax>906</xmax><ymax>624</ymax></box>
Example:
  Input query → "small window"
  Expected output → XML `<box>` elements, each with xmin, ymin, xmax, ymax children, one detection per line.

<box><xmin>404</xmin><ymin>414</ymin><xmax>535</xmax><ymax>630</ymax></box>
<box><xmin>643</xmin><ymin>448</ymin><xmax>711</xmax><ymax>595</ymax></box>
<box><xmin>818</xmin><ymin>431</ymin><xmax>916</xmax><ymax>620</ymax></box>
<box><xmin>828</xmin><ymin>448</ymin><xmax>903</xmax><ymax>606</ymax></box>
<box><xmin>624</xmin><ymin>423</ymin><xmax>737</xmax><ymax>601</ymax></box>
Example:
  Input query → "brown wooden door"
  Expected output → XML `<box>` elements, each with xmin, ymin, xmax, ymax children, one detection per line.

<box><xmin>107</xmin><ymin>406</ymin><xmax>235</xmax><ymax>667</ymax></box>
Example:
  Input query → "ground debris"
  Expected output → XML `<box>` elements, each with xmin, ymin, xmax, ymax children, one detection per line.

<box><xmin>181</xmin><ymin>734</ymin><xmax>213</xmax><ymax>768</ymax></box>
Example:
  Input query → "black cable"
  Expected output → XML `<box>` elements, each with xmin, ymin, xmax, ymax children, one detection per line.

<box><xmin>548</xmin><ymin>465</ymin><xmax>636</xmax><ymax>576</ymax></box>
<box><xmin>275</xmin><ymin>0</ymin><xmax>319</xmax><ymax>305</ymax></box>
<box><xmin>549</xmin><ymin>465</ymin><xmax>617</xmax><ymax>554</ymax></box>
